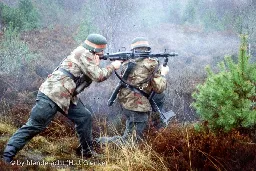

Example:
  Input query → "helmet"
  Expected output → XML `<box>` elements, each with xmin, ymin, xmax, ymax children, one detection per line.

<box><xmin>83</xmin><ymin>33</ymin><xmax>107</xmax><ymax>53</ymax></box>
<box><xmin>131</xmin><ymin>37</ymin><xmax>151</xmax><ymax>51</ymax></box>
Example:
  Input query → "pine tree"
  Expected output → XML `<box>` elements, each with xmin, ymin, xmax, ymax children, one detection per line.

<box><xmin>192</xmin><ymin>35</ymin><xmax>256</xmax><ymax>132</ymax></box>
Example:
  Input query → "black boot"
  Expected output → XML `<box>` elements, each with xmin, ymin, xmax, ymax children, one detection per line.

<box><xmin>2</xmin><ymin>145</ymin><xmax>17</xmax><ymax>163</ymax></box>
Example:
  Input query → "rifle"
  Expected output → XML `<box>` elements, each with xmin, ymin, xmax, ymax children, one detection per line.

<box><xmin>100</xmin><ymin>51</ymin><xmax>178</xmax><ymax>61</ymax></box>
<box><xmin>107</xmin><ymin>61</ymin><xmax>136</xmax><ymax>106</ymax></box>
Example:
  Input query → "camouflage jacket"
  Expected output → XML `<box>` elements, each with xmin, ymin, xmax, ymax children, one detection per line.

<box><xmin>39</xmin><ymin>45</ymin><xmax>115</xmax><ymax>114</ymax></box>
<box><xmin>118</xmin><ymin>58</ymin><xmax>167</xmax><ymax>112</ymax></box>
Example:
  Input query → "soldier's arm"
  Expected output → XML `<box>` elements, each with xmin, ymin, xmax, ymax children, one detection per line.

<box><xmin>144</xmin><ymin>59</ymin><xmax>167</xmax><ymax>94</ymax></box>
<box><xmin>150</xmin><ymin>69</ymin><xmax>167</xmax><ymax>93</ymax></box>
<box><xmin>79</xmin><ymin>51</ymin><xmax>115</xmax><ymax>82</ymax></box>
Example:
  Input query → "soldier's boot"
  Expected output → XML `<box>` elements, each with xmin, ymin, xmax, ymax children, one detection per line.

<box><xmin>2</xmin><ymin>145</ymin><xmax>18</xmax><ymax>163</ymax></box>
<box><xmin>75</xmin><ymin>144</ymin><xmax>100</xmax><ymax>158</ymax></box>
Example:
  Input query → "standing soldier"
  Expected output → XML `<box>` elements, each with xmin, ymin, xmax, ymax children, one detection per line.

<box><xmin>117</xmin><ymin>37</ymin><xmax>169</xmax><ymax>142</ymax></box>
<box><xmin>2</xmin><ymin>33</ymin><xmax>122</xmax><ymax>163</ymax></box>
<box><xmin>97</xmin><ymin>37</ymin><xmax>169</xmax><ymax>145</ymax></box>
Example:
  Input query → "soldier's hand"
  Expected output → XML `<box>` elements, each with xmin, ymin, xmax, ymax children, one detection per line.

<box><xmin>111</xmin><ymin>60</ymin><xmax>122</xmax><ymax>70</ymax></box>
<box><xmin>160</xmin><ymin>65</ymin><xmax>169</xmax><ymax>76</ymax></box>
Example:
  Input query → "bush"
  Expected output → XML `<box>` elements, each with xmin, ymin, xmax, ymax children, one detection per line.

<box><xmin>0</xmin><ymin>0</ymin><xmax>40</xmax><ymax>31</ymax></box>
<box><xmin>192</xmin><ymin>35</ymin><xmax>256</xmax><ymax>132</ymax></box>
<box><xmin>0</xmin><ymin>24</ymin><xmax>38</xmax><ymax>74</ymax></box>
<box><xmin>34</xmin><ymin>0</ymin><xmax>66</xmax><ymax>27</ymax></box>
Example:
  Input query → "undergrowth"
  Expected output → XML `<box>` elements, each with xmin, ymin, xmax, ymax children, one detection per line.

<box><xmin>0</xmin><ymin>110</ymin><xmax>255</xmax><ymax>170</ymax></box>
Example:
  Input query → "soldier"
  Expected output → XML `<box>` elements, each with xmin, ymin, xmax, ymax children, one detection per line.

<box><xmin>2</xmin><ymin>33</ymin><xmax>122</xmax><ymax>163</ymax></box>
<box><xmin>118</xmin><ymin>37</ymin><xmax>169</xmax><ymax>142</ymax></box>
<box><xmin>97</xmin><ymin>37</ymin><xmax>169</xmax><ymax>144</ymax></box>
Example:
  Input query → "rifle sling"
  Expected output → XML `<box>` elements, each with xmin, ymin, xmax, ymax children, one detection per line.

<box><xmin>115</xmin><ymin>61</ymin><xmax>160</xmax><ymax>99</ymax></box>
<box><xmin>116</xmin><ymin>74</ymin><xmax>159</xmax><ymax>113</ymax></box>
<box><xmin>139</xmin><ymin>61</ymin><xmax>160</xmax><ymax>84</ymax></box>
<box><xmin>114</xmin><ymin>62</ymin><xmax>163</xmax><ymax>113</ymax></box>
<box><xmin>114</xmin><ymin>71</ymin><xmax>149</xmax><ymax>98</ymax></box>
<box><xmin>58</xmin><ymin>68</ymin><xmax>92</xmax><ymax>96</ymax></box>
<box><xmin>59</xmin><ymin>68</ymin><xmax>78</xmax><ymax>82</ymax></box>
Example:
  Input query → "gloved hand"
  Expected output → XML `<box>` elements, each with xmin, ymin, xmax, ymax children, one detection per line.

<box><xmin>160</xmin><ymin>65</ymin><xmax>169</xmax><ymax>76</ymax></box>
<box><xmin>111</xmin><ymin>60</ymin><xmax>122</xmax><ymax>70</ymax></box>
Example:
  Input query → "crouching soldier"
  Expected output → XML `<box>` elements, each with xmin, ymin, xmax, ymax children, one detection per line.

<box><xmin>2</xmin><ymin>33</ymin><xmax>122</xmax><ymax>163</ymax></box>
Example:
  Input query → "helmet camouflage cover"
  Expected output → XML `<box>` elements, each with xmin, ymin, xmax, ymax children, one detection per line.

<box><xmin>131</xmin><ymin>37</ymin><xmax>151</xmax><ymax>51</ymax></box>
<box><xmin>83</xmin><ymin>33</ymin><xmax>107</xmax><ymax>52</ymax></box>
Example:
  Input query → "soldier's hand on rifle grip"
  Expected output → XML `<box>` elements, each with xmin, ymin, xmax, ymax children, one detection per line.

<box><xmin>160</xmin><ymin>65</ymin><xmax>169</xmax><ymax>76</ymax></box>
<box><xmin>111</xmin><ymin>60</ymin><xmax>122</xmax><ymax>70</ymax></box>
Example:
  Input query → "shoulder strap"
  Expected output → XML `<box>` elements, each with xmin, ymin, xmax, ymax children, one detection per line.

<box><xmin>115</xmin><ymin>59</ymin><xmax>160</xmax><ymax>97</ymax></box>
<box><xmin>115</xmin><ymin>71</ymin><xmax>149</xmax><ymax>98</ymax></box>
<box><xmin>58</xmin><ymin>68</ymin><xmax>78</xmax><ymax>81</ymax></box>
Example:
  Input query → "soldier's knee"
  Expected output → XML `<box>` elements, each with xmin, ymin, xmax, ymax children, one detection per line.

<box><xmin>77</xmin><ymin>111</ymin><xmax>92</xmax><ymax>125</ymax></box>
<box><xmin>83</xmin><ymin>108</ymin><xmax>93</xmax><ymax>120</ymax></box>
<box><xmin>29</xmin><ymin>100</ymin><xmax>56</xmax><ymax>125</ymax></box>
<box><xmin>136</xmin><ymin>121</ymin><xmax>147</xmax><ymax>131</ymax></box>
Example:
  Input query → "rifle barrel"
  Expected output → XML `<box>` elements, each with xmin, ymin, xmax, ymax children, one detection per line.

<box><xmin>100</xmin><ymin>52</ymin><xmax>178</xmax><ymax>61</ymax></box>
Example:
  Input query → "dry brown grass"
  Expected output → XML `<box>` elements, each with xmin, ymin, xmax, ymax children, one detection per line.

<box><xmin>149</xmin><ymin>123</ymin><xmax>256</xmax><ymax>171</ymax></box>
<box><xmin>93</xmin><ymin>139</ymin><xmax>168</xmax><ymax>171</ymax></box>
<box><xmin>0</xmin><ymin>95</ymin><xmax>256</xmax><ymax>171</ymax></box>
<box><xmin>1</xmin><ymin>109</ymin><xmax>256</xmax><ymax>170</ymax></box>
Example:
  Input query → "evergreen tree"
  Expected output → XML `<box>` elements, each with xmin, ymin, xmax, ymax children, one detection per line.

<box><xmin>192</xmin><ymin>35</ymin><xmax>256</xmax><ymax>132</ymax></box>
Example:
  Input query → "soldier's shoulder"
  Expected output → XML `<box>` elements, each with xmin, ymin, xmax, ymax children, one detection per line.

<box><xmin>80</xmin><ymin>48</ymin><xmax>95</xmax><ymax>60</ymax></box>
<box><xmin>122</xmin><ymin>60</ymin><xmax>130</xmax><ymax>65</ymax></box>
<box><xmin>144</xmin><ymin>57</ymin><xmax>158</xmax><ymax>61</ymax></box>
<box><xmin>70</xmin><ymin>46</ymin><xmax>88</xmax><ymax>58</ymax></box>
<box><xmin>142</xmin><ymin>57</ymin><xmax>159</xmax><ymax>65</ymax></box>
<box><xmin>81</xmin><ymin>48</ymin><xmax>91</xmax><ymax>56</ymax></box>
<box><xmin>140</xmin><ymin>58</ymin><xmax>158</xmax><ymax>70</ymax></box>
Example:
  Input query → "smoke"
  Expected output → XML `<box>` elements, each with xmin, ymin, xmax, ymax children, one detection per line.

<box><xmin>1</xmin><ymin>0</ymin><xmax>254</xmax><ymax>121</ymax></box>
<box><xmin>77</xmin><ymin>0</ymin><xmax>242</xmax><ymax>56</ymax></box>
<box><xmin>76</xmin><ymin>0</ymin><xmax>245</xmax><ymax>120</ymax></box>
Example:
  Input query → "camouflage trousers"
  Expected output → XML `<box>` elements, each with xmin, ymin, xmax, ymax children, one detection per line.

<box><xmin>5</xmin><ymin>91</ymin><xmax>93</xmax><ymax>156</ymax></box>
